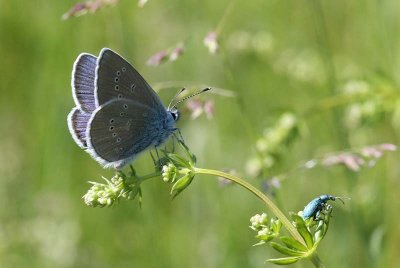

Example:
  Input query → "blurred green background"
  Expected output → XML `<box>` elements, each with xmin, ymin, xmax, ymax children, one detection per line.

<box><xmin>1</xmin><ymin>0</ymin><xmax>400</xmax><ymax>267</ymax></box>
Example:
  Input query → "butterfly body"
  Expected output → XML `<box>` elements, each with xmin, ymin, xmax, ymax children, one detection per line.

<box><xmin>68</xmin><ymin>48</ymin><xmax>178</xmax><ymax>169</ymax></box>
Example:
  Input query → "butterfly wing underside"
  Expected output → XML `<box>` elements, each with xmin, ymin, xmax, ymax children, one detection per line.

<box><xmin>95</xmin><ymin>48</ymin><xmax>166</xmax><ymax>115</ymax></box>
<box><xmin>67</xmin><ymin>107</ymin><xmax>91</xmax><ymax>148</ymax></box>
<box><xmin>68</xmin><ymin>53</ymin><xmax>97</xmax><ymax>148</ymax></box>
<box><xmin>87</xmin><ymin>98</ymin><xmax>158</xmax><ymax>169</ymax></box>
<box><xmin>71</xmin><ymin>53</ymin><xmax>97</xmax><ymax>113</ymax></box>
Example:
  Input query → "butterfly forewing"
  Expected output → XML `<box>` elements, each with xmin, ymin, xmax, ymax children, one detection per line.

<box><xmin>87</xmin><ymin>98</ymin><xmax>160</xmax><ymax>166</ymax></box>
<box><xmin>72</xmin><ymin>53</ymin><xmax>97</xmax><ymax>112</ymax></box>
<box><xmin>95</xmin><ymin>48</ymin><xmax>165</xmax><ymax>114</ymax></box>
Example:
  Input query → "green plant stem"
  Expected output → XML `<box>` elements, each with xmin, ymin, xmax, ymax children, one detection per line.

<box><xmin>194</xmin><ymin>167</ymin><xmax>326</xmax><ymax>267</ymax></box>
<box><xmin>310</xmin><ymin>253</ymin><xmax>325</xmax><ymax>268</ymax></box>
<box><xmin>123</xmin><ymin>167</ymin><xmax>324</xmax><ymax>267</ymax></box>
<box><xmin>139</xmin><ymin>172</ymin><xmax>161</xmax><ymax>181</ymax></box>
<box><xmin>193</xmin><ymin>167</ymin><xmax>305</xmax><ymax>245</ymax></box>
<box><xmin>126</xmin><ymin>171</ymin><xmax>161</xmax><ymax>185</ymax></box>
<box><xmin>215</xmin><ymin>0</ymin><xmax>236</xmax><ymax>35</ymax></box>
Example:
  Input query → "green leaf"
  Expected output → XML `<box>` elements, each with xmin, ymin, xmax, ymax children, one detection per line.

<box><xmin>314</xmin><ymin>229</ymin><xmax>323</xmax><ymax>245</ymax></box>
<box><xmin>270</xmin><ymin>242</ymin><xmax>305</xmax><ymax>257</ymax></box>
<box><xmin>314</xmin><ymin>221</ymin><xmax>328</xmax><ymax>246</ymax></box>
<box><xmin>171</xmin><ymin>173</ymin><xmax>194</xmax><ymax>198</ymax></box>
<box><xmin>314</xmin><ymin>221</ymin><xmax>325</xmax><ymax>240</ymax></box>
<box><xmin>166</xmin><ymin>153</ymin><xmax>190</xmax><ymax>168</ymax></box>
<box><xmin>271</xmin><ymin>218</ymin><xmax>282</xmax><ymax>234</ymax></box>
<box><xmin>304</xmin><ymin>217</ymin><xmax>315</xmax><ymax>227</ymax></box>
<box><xmin>279</xmin><ymin>236</ymin><xmax>308</xmax><ymax>252</ymax></box>
<box><xmin>266</xmin><ymin>256</ymin><xmax>301</xmax><ymax>265</ymax></box>
<box><xmin>321</xmin><ymin>220</ymin><xmax>329</xmax><ymax>235</ymax></box>
<box><xmin>315</xmin><ymin>220</ymin><xmax>324</xmax><ymax>231</ymax></box>
<box><xmin>291</xmin><ymin>214</ymin><xmax>314</xmax><ymax>248</ymax></box>
<box><xmin>257</xmin><ymin>234</ymin><xmax>275</xmax><ymax>242</ymax></box>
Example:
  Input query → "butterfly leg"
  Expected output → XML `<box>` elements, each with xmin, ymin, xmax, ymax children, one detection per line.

<box><xmin>154</xmin><ymin>145</ymin><xmax>163</xmax><ymax>168</ymax></box>
<box><xmin>149</xmin><ymin>151</ymin><xmax>157</xmax><ymax>166</ymax></box>
<box><xmin>171</xmin><ymin>136</ymin><xmax>175</xmax><ymax>152</ymax></box>
<box><xmin>173</xmin><ymin>128</ymin><xmax>185</xmax><ymax>145</ymax></box>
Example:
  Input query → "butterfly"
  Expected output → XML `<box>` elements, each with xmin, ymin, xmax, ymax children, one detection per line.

<box><xmin>67</xmin><ymin>48</ymin><xmax>190</xmax><ymax>169</ymax></box>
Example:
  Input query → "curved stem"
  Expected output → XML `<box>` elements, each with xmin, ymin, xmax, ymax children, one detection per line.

<box><xmin>193</xmin><ymin>167</ymin><xmax>305</xmax><ymax>245</ymax></box>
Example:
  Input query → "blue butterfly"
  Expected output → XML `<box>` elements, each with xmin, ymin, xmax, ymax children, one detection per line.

<box><xmin>67</xmin><ymin>48</ymin><xmax>186</xmax><ymax>169</ymax></box>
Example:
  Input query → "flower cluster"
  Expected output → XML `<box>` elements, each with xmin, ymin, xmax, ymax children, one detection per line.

<box><xmin>250</xmin><ymin>213</ymin><xmax>281</xmax><ymax>243</ymax></box>
<box><xmin>322</xmin><ymin>153</ymin><xmax>364</xmax><ymax>172</ymax></box>
<box><xmin>261</xmin><ymin>177</ymin><xmax>281</xmax><ymax>194</ymax></box>
<box><xmin>185</xmin><ymin>99</ymin><xmax>214</xmax><ymax>120</ymax></box>
<box><xmin>273</xmin><ymin>49</ymin><xmax>325</xmax><ymax>84</ymax></box>
<box><xmin>62</xmin><ymin>0</ymin><xmax>118</xmax><ymax>20</ymax></box>
<box><xmin>246</xmin><ymin>113</ymin><xmax>301</xmax><ymax>176</ymax></box>
<box><xmin>162</xmin><ymin>163</ymin><xmax>177</xmax><ymax>183</ymax></box>
<box><xmin>83</xmin><ymin>173</ymin><xmax>140</xmax><ymax>207</ymax></box>
<box><xmin>340</xmin><ymin>79</ymin><xmax>396</xmax><ymax>129</ymax></box>
<box><xmin>321</xmin><ymin>143</ymin><xmax>396</xmax><ymax>171</ymax></box>
<box><xmin>146</xmin><ymin>43</ymin><xmax>185</xmax><ymax>66</ymax></box>
<box><xmin>161</xmin><ymin>141</ymin><xmax>197</xmax><ymax>198</ymax></box>
<box><xmin>204</xmin><ymin>31</ymin><xmax>219</xmax><ymax>54</ymax></box>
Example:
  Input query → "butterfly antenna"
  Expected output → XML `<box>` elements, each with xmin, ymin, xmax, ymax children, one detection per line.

<box><xmin>168</xmin><ymin>88</ymin><xmax>186</xmax><ymax>110</ymax></box>
<box><xmin>171</xmin><ymin>87</ymin><xmax>212</xmax><ymax>109</ymax></box>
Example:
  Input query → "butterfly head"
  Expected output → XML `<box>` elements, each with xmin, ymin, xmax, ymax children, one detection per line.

<box><xmin>167</xmin><ymin>87</ymin><xmax>211</xmax><ymax>123</ymax></box>
<box><xmin>169</xmin><ymin>108</ymin><xmax>180</xmax><ymax>122</ymax></box>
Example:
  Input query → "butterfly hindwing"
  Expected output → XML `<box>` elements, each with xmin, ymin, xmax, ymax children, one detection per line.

<box><xmin>67</xmin><ymin>107</ymin><xmax>91</xmax><ymax>148</ymax></box>
<box><xmin>86</xmin><ymin>98</ymin><xmax>161</xmax><ymax>169</ymax></box>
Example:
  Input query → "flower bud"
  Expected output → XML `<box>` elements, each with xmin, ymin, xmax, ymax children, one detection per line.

<box><xmin>162</xmin><ymin>163</ymin><xmax>177</xmax><ymax>183</ymax></box>
<box><xmin>250</xmin><ymin>213</ymin><xmax>268</xmax><ymax>230</ymax></box>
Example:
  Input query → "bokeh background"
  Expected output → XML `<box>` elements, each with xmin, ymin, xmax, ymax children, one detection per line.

<box><xmin>1</xmin><ymin>0</ymin><xmax>400</xmax><ymax>267</ymax></box>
